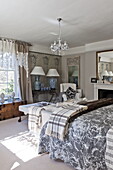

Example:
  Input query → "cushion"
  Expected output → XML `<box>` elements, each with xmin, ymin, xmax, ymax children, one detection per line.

<box><xmin>65</xmin><ymin>87</ymin><xmax>76</xmax><ymax>99</ymax></box>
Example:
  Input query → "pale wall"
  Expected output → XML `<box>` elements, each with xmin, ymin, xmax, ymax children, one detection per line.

<box><xmin>30</xmin><ymin>39</ymin><xmax>113</xmax><ymax>100</ymax></box>
<box><xmin>28</xmin><ymin>51</ymin><xmax>62</xmax><ymax>102</ymax></box>
<box><xmin>61</xmin><ymin>53</ymin><xmax>85</xmax><ymax>97</ymax></box>
<box><xmin>84</xmin><ymin>51</ymin><xmax>96</xmax><ymax>100</ymax></box>
<box><xmin>62</xmin><ymin>39</ymin><xmax>113</xmax><ymax>100</ymax></box>
<box><xmin>61</xmin><ymin>51</ymin><xmax>96</xmax><ymax>100</ymax></box>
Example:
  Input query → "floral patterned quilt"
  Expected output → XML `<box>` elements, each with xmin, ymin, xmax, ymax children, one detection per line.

<box><xmin>38</xmin><ymin>104</ymin><xmax>113</xmax><ymax>170</ymax></box>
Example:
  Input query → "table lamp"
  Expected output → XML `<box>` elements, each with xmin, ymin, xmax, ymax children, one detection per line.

<box><xmin>31</xmin><ymin>66</ymin><xmax>45</xmax><ymax>90</ymax></box>
<box><xmin>102</xmin><ymin>70</ymin><xmax>109</xmax><ymax>83</ymax></box>
<box><xmin>46</xmin><ymin>69</ymin><xmax>60</xmax><ymax>89</ymax></box>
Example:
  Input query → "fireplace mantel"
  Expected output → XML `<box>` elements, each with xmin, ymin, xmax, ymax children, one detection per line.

<box><xmin>94</xmin><ymin>83</ymin><xmax>113</xmax><ymax>100</ymax></box>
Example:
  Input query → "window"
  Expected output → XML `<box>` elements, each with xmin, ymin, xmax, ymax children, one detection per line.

<box><xmin>0</xmin><ymin>53</ymin><xmax>18</xmax><ymax>97</ymax></box>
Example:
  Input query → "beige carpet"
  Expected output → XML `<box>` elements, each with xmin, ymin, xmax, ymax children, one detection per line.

<box><xmin>0</xmin><ymin>116</ymin><xmax>74</xmax><ymax>170</ymax></box>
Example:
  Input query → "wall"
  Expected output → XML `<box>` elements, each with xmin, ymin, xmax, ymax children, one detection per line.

<box><xmin>63</xmin><ymin>39</ymin><xmax>113</xmax><ymax>100</ymax></box>
<box><xmin>29</xmin><ymin>49</ymin><xmax>97</xmax><ymax>100</ymax></box>
<box><xmin>62</xmin><ymin>51</ymin><xmax>105</xmax><ymax>100</ymax></box>
<box><xmin>29</xmin><ymin>51</ymin><xmax>62</xmax><ymax>88</ymax></box>
<box><xmin>30</xmin><ymin>39</ymin><xmax>113</xmax><ymax>100</ymax></box>
<box><xmin>84</xmin><ymin>51</ymin><xmax>96</xmax><ymax>100</ymax></box>
<box><xmin>61</xmin><ymin>53</ymin><xmax>85</xmax><ymax>96</ymax></box>
<box><xmin>29</xmin><ymin>49</ymin><xmax>103</xmax><ymax>100</ymax></box>
<box><xmin>28</xmin><ymin>51</ymin><xmax>62</xmax><ymax>101</ymax></box>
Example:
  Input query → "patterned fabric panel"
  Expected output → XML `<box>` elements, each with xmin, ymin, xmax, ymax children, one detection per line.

<box><xmin>65</xmin><ymin>87</ymin><xmax>76</xmax><ymax>99</ymax></box>
<box><xmin>45</xmin><ymin>104</ymin><xmax>87</xmax><ymax>140</ymax></box>
<box><xmin>38</xmin><ymin>105</ymin><xmax>113</xmax><ymax>170</ymax></box>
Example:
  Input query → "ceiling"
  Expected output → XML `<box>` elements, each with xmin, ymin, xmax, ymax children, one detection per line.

<box><xmin>1</xmin><ymin>0</ymin><xmax>113</xmax><ymax>49</ymax></box>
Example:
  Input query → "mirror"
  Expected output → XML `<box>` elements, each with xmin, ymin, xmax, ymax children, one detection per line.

<box><xmin>96</xmin><ymin>50</ymin><xmax>113</xmax><ymax>83</ymax></box>
<box><xmin>67</xmin><ymin>57</ymin><xmax>80</xmax><ymax>88</ymax></box>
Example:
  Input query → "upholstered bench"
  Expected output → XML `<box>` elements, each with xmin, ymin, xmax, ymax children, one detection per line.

<box><xmin>19</xmin><ymin>102</ymin><xmax>57</xmax><ymax>132</ymax></box>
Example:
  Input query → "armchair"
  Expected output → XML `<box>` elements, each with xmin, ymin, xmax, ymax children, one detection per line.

<box><xmin>60</xmin><ymin>83</ymin><xmax>76</xmax><ymax>92</ymax></box>
<box><xmin>60</xmin><ymin>83</ymin><xmax>82</xmax><ymax>101</ymax></box>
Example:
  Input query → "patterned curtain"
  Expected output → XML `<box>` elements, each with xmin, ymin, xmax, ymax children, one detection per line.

<box><xmin>0</xmin><ymin>38</ymin><xmax>33</xmax><ymax>103</ymax></box>
<box><xmin>15</xmin><ymin>42</ymin><xmax>33</xmax><ymax>103</ymax></box>
<box><xmin>0</xmin><ymin>39</ymin><xmax>16</xmax><ymax>68</ymax></box>
<box><xmin>0</xmin><ymin>39</ymin><xmax>19</xmax><ymax>96</ymax></box>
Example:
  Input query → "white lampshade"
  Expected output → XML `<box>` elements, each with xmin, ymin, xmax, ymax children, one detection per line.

<box><xmin>102</xmin><ymin>70</ymin><xmax>109</xmax><ymax>76</ymax></box>
<box><xmin>30</xmin><ymin>66</ymin><xmax>45</xmax><ymax>76</ymax></box>
<box><xmin>46</xmin><ymin>69</ymin><xmax>60</xmax><ymax>77</ymax></box>
<box><xmin>108</xmin><ymin>71</ymin><xmax>113</xmax><ymax>76</ymax></box>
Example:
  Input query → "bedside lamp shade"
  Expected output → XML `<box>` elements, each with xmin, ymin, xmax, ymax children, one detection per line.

<box><xmin>46</xmin><ymin>69</ymin><xmax>60</xmax><ymax>77</ymax></box>
<box><xmin>30</xmin><ymin>66</ymin><xmax>45</xmax><ymax>90</ymax></box>
<box><xmin>102</xmin><ymin>70</ymin><xmax>109</xmax><ymax>76</ymax></box>
<box><xmin>72</xmin><ymin>70</ymin><xmax>78</xmax><ymax>77</ymax></box>
<box><xmin>108</xmin><ymin>71</ymin><xmax>113</xmax><ymax>76</ymax></box>
<box><xmin>31</xmin><ymin>66</ymin><xmax>45</xmax><ymax>76</ymax></box>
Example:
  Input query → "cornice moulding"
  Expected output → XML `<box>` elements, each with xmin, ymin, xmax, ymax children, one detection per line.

<box><xmin>30</xmin><ymin>39</ymin><xmax>113</xmax><ymax>56</ymax></box>
<box><xmin>64</xmin><ymin>39</ymin><xmax>113</xmax><ymax>55</ymax></box>
<box><xmin>85</xmin><ymin>39</ymin><xmax>113</xmax><ymax>52</ymax></box>
<box><xmin>30</xmin><ymin>43</ymin><xmax>51</xmax><ymax>54</ymax></box>
<box><xmin>64</xmin><ymin>46</ymin><xmax>85</xmax><ymax>56</ymax></box>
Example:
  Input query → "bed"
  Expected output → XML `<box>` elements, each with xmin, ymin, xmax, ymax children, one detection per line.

<box><xmin>38</xmin><ymin>98</ymin><xmax>113</xmax><ymax>170</ymax></box>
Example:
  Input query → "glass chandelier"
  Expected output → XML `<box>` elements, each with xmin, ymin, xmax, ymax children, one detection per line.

<box><xmin>50</xmin><ymin>18</ymin><xmax>69</xmax><ymax>55</ymax></box>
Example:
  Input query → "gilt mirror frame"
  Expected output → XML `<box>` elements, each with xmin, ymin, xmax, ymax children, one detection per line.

<box><xmin>96</xmin><ymin>49</ymin><xmax>113</xmax><ymax>80</ymax></box>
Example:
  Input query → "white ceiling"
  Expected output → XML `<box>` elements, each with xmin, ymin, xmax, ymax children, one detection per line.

<box><xmin>1</xmin><ymin>0</ymin><xmax>113</xmax><ymax>49</ymax></box>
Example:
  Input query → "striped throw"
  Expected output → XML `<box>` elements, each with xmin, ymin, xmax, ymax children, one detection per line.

<box><xmin>105</xmin><ymin>127</ymin><xmax>113</xmax><ymax>170</ymax></box>
<box><xmin>45</xmin><ymin>104</ymin><xmax>88</xmax><ymax>141</ymax></box>
<box><xmin>28</xmin><ymin>106</ymin><xmax>45</xmax><ymax>133</ymax></box>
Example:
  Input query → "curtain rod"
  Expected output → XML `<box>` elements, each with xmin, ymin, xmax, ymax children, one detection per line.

<box><xmin>0</xmin><ymin>37</ymin><xmax>32</xmax><ymax>46</ymax></box>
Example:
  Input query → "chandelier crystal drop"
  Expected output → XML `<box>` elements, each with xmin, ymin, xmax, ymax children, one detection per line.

<box><xmin>50</xmin><ymin>18</ymin><xmax>69</xmax><ymax>55</ymax></box>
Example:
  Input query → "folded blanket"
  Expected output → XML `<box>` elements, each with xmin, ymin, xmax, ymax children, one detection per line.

<box><xmin>28</xmin><ymin>106</ymin><xmax>45</xmax><ymax>133</ymax></box>
<box><xmin>45</xmin><ymin>104</ymin><xmax>88</xmax><ymax>140</ymax></box>
<box><xmin>105</xmin><ymin>127</ymin><xmax>113</xmax><ymax>170</ymax></box>
<box><xmin>77</xmin><ymin>98</ymin><xmax>113</xmax><ymax>111</ymax></box>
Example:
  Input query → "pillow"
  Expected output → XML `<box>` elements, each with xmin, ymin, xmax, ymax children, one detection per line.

<box><xmin>65</xmin><ymin>87</ymin><xmax>76</xmax><ymax>99</ymax></box>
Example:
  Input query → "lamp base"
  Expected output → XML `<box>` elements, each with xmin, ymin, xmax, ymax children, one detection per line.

<box><xmin>34</xmin><ymin>81</ymin><xmax>41</xmax><ymax>90</ymax></box>
<box><xmin>34</xmin><ymin>76</ymin><xmax>41</xmax><ymax>90</ymax></box>
<box><xmin>49</xmin><ymin>78</ymin><xmax>57</xmax><ymax>89</ymax></box>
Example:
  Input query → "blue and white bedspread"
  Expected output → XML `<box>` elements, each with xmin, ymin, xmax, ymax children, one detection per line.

<box><xmin>38</xmin><ymin>104</ymin><xmax>113</xmax><ymax>170</ymax></box>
